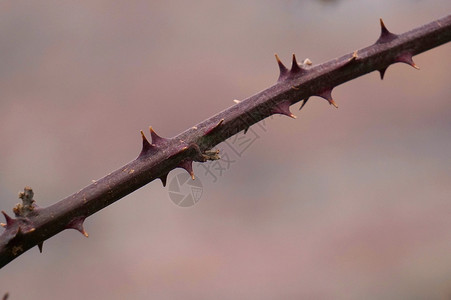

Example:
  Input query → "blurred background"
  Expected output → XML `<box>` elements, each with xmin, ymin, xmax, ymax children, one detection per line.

<box><xmin>0</xmin><ymin>0</ymin><xmax>450</xmax><ymax>299</ymax></box>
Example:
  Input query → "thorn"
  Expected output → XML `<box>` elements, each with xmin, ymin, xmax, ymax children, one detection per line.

<box><xmin>272</xmin><ymin>101</ymin><xmax>296</xmax><ymax>119</ymax></box>
<box><xmin>149</xmin><ymin>126</ymin><xmax>167</xmax><ymax>145</ymax></box>
<box><xmin>139</xmin><ymin>130</ymin><xmax>153</xmax><ymax>157</ymax></box>
<box><xmin>243</xmin><ymin>127</ymin><xmax>249</xmax><ymax>134</ymax></box>
<box><xmin>233</xmin><ymin>99</ymin><xmax>241</xmax><ymax>104</ymax></box>
<box><xmin>378</xmin><ymin>67</ymin><xmax>387</xmax><ymax>80</ymax></box>
<box><xmin>299</xmin><ymin>98</ymin><xmax>310</xmax><ymax>111</ymax></box>
<box><xmin>316</xmin><ymin>89</ymin><xmax>338</xmax><ymax>108</ymax></box>
<box><xmin>205</xmin><ymin>119</ymin><xmax>224</xmax><ymax>135</ymax></box>
<box><xmin>67</xmin><ymin>217</ymin><xmax>89</xmax><ymax>237</ymax></box>
<box><xmin>37</xmin><ymin>242</ymin><xmax>43</xmax><ymax>253</ymax></box>
<box><xmin>159</xmin><ymin>173</ymin><xmax>168</xmax><ymax>187</ymax></box>
<box><xmin>178</xmin><ymin>160</ymin><xmax>195</xmax><ymax>180</ymax></box>
<box><xmin>376</xmin><ymin>18</ymin><xmax>397</xmax><ymax>44</ymax></box>
<box><xmin>303</xmin><ymin>58</ymin><xmax>312</xmax><ymax>66</ymax></box>
<box><xmin>1</xmin><ymin>211</ymin><xmax>16</xmax><ymax>228</ymax></box>
<box><xmin>275</xmin><ymin>54</ymin><xmax>288</xmax><ymax>81</ymax></box>
<box><xmin>290</xmin><ymin>54</ymin><xmax>303</xmax><ymax>74</ymax></box>
<box><xmin>396</xmin><ymin>53</ymin><xmax>420</xmax><ymax>70</ymax></box>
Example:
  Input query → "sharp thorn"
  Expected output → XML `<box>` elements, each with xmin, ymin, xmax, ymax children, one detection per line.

<box><xmin>38</xmin><ymin>242</ymin><xmax>44</xmax><ymax>253</ymax></box>
<box><xmin>139</xmin><ymin>130</ymin><xmax>153</xmax><ymax>157</ymax></box>
<box><xmin>1</xmin><ymin>211</ymin><xmax>16</xmax><ymax>228</ymax></box>
<box><xmin>178</xmin><ymin>160</ymin><xmax>195</xmax><ymax>180</ymax></box>
<box><xmin>290</xmin><ymin>53</ymin><xmax>302</xmax><ymax>74</ymax></box>
<box><xmin>299</xmin><ymin>98</ymin><xmax>310</xmax><ymax>111</ymax></box>
<box><xmin>316</xmin><ymin>90</ymin><xmax>338</xmax><ymax>108</ymax></box>
<box><xmin>149</xmin><ymin>126</ymin><xmax>167</xmax><ymax>145</ymax></box>
<box><xmin>380</xmin><ymin>18</ymin><xmax>389</xmax><ymax>35</ymax></box>
<box><xmin>378</xmin><ymin>67</ymin><xmax>387</xmax><ymax>80</ymax></box>
<box><xmin>275</xmin><ymin>54</ymin><xmax>288</xmax><ymax>81</ymax></box>
<box><xmin>396</xmin><ymin>53</ymin><xmax>420</xmax><ymax>70</ymax></box>
<box><xmin>272</xmin><ymin>101</ymin><xmax>296</xmax><ymax>119</ymax></box>
<box><xmin>159</xmin><ymin>173</ymin><xmax>168</xmax><ymax>187</ymax></box>
<box><xmin>376</xmin><ymin>18</ymin><xmax>397</xmax><ymax>44</ymax></box>
<box><xmin>67</xmin><ymin>217</ymin><xmax>89</xmax><ymax>237</ymax></box>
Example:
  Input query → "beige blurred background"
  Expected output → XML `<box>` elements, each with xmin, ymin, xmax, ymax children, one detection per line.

<box><xmin>1</xmin><ymin>1</ymin><xmax>450</xmax><ymax>299</ymax></box>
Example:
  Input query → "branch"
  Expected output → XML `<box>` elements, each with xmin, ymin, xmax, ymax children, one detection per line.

<box><xmin>1</xmin><ymin>15</ymin><xmax>450</xmax><ymax>269</ymax></box>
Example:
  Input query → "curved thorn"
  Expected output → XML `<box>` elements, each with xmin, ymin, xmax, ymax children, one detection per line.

<box><xmin>299</xmin><ymin>98</ymin><xmax>310</xmax><ymax>111</ymax></box>
<box><xmin>37</xmin><ymin>242</ymin><xmax>44</xmax><ymax>253</ymax></box>
<box><xmin>290</xmin><ymin>53</ymin><xmax>302</xmax><ymax>74</ymax></box>
<box><xmin>316</xmin><ymin>89</ymin><xmax>338</xmax><ymax>108</ymax></box>
<box><xmin>275</xmin><ymin>54</ymin><xmax>288</xmax><ymax>81</ymax></box>
<box><xmin>272</xmin><ymin>101</ymin><xmax>296</xmax><ymax>119</ymax></box>
<box><xmin>380</xmin><ymin>18</ymin><xmax>390</xmax><ymax>35</ymax></box>
<box><xmin>396</xmin><ymin>53</ymin><xmax>420</xmax><ymax>70</ymax></box>
<box><xmin>67</xmin><ymin>217</ymin><xmax>89</xmax><ymax>237</ymax></box>
<box><xmin>376</xmin><ymin>18</ymin><xmax>397</xmax><ymax>44</ymax></box>
<box><xmin>178</xmin><ymin>160</ymin><xmax>195</xmax><ymax>180</ymax></box>
<box><xmin>1</xmin><ymin>211</ymin><xmax>16</xmax><ymax>228</ymax></box>
<box><xmin>139</xmin><ymin>130</ymin><xmax>153</xmax><ymax>157</ymax></box>
<box><xmin>378</xmin><ymin>67</ymin><xmax>387</xmax><ymax>80</ymax></box>
<box><xmin>159</xmin><ymin>173</ymin><xmax>169</xmax><ymax>187</ymax></box>
<box><xmin>149</xmin><ymin>126</ymin><xmax>167</xmax><ymax>145</ymax></box>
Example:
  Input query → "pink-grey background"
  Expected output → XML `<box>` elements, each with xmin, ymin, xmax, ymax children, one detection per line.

<box><xmin>1</xmin><ymin>1</ymin><xmax>450</xmax><ymax>299</ymax></box>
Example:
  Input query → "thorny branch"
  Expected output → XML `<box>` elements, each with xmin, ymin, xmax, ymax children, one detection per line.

<box><xmin>1</xmin><ymin>15</ymin><xmax>450</xmax><ymax>269</ymax></box>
